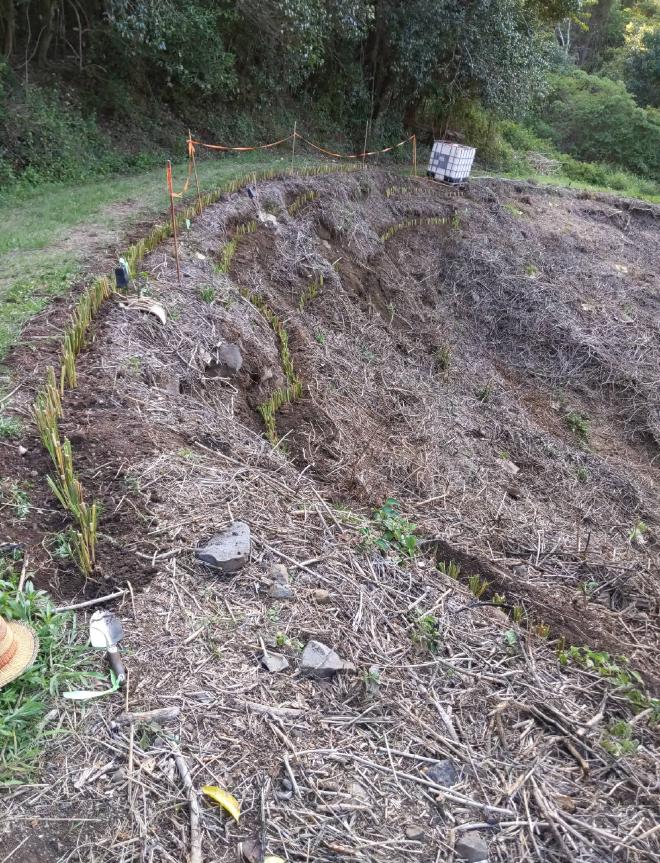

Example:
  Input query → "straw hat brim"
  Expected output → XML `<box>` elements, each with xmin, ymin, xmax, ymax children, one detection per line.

<box><xmin>0</xmin><ymin>622</ymin><xmax>39</xmax><ymax>688</ymax></box>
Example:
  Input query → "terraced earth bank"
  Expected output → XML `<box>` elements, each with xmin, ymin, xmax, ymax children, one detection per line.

<box><xmin>1</xmin><ymin>169</ymin><xmax>659</xmax><ymax>862</ymax></box>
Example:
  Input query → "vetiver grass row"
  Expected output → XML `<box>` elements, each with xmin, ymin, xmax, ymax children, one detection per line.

<box><xmin>30</xmin><ymin>162</ymin><xmax>362</xmax><ymax>575</ymax></box>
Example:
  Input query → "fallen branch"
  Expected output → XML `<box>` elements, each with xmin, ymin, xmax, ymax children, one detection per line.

<box><xmin>171</xmin><ymin>744</ymin><xmax>202</xmax><ymax>863</ymax></box>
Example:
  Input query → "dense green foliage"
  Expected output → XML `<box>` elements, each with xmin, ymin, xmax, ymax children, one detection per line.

<box><xmin>0</xmin><ymin>0</ymin><xmax>659</xmax><ymax>196</ymax></box>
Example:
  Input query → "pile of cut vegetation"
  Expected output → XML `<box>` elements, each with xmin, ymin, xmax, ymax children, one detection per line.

<box><xmin>1</xmin><ymin>169</ymin><xmax>658</xmax><ymax>863</ymax></box>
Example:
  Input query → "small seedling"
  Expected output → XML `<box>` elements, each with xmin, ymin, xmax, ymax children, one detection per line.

<box><xmin>498</xmin><ymin>451</ymin><xmax>510</xmax><ymax>460</ymax></box>
<box><xmin>199</xmin><ymin>286</ymin><xmax>215</xmax><ymax>303</ymax></box>
<box><xmin>267</xmin><ymin>607</ymin><xmax>280</xmax><ymax>624</ymax></box>
<box><xmin>46</xmin><ymin>530</ymin><xmax>75</xmax><ymax>561</ymax></box>
<box><xmin>450</xmin><ymin>212</ymin><xmax>460</xmax><ymax>230</ymax></box>
<box><xmin>366</xmin><ymin>498</ymin><xmax>417</xmax><ymax>558</ymax></box>
<box><xmin>565</xmin><ymin>411</ymin><xmax>589</xmax><ymax>443</ymax></box>
<box><xmin>601</xmin><ymin>720</ymin><xmax>639</xmax><ymax>758</ymax></box>
<box><xmin>504</xmin><ymin>628</ymin><xmax>518</xmax><ymax>647</ymax></box>
<box><xmin>0</xmin><ymin>415</ymin><xmax>22</xmax><ymax>439</ymax></box>
<box><xmin>362</xmin><ymin>666</ymin><xmax>381</xmax><ymax>697</ymax></box>
<box><xmin>504</xmin><ymin>202</ymin><xmax>524</xmax><ymax>217</ymax></box>
<box><xmin>576</xmin><ymin>466</ymin><xmax>589</xmax><ymax>483</ymax></box>
<box><xmin>468</xmin><ymin>574</ymin><xmax>489</xmax><ymax>598</ymax></box>
<box><xmin>413</xmin><ymin>613</ymin><xmax>441</xmax><ymax>654</ymax></box>
<box><xmin>628</xmin><ymin>519</ymin><xmax>648</xmax><ymax>544</ymax></box>
<box><xmin>534</xmin><ymin>622</ymin><xmax>551</xmax><ymax>638</ymax></box>
<box><xmin>2</xmin><ymin>483</ymin><xmax>30</xmax><ymax>519</ymax></box>
<box><xmin>314</xmin><ymin>329</ymin><xmax>326</xmax><ymax>346</ymax></box>
<box><xmin>525</xmin><ymin>263</ymin><xmax>538</xmax><ymax>277</ymax></box>
<box><xmin>438</xmin><ymin>560</ymin><xmax>461</xmax><ymax>580</ymax></box>
<box><xmin>512</xmin><ymin>605</ymin><xmax>525</xmax><ymax>623</ymax></box>
<box><xmin>434</xmin><ymin>344</ymin><xmax>452</xmax><ymax>372</ymax></box>
<box><xmin>475</xmin><ymin>382</ymin><xmax>493</xmax><ymax>403</ymax></box>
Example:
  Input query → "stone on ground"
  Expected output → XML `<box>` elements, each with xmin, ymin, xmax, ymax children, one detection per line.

<box><xmin>455</xmin><ymin>831</ymin><xmax>489</xmax><ymax>862</ymax></box>
<box><xmin>301</xmin><ymin>640</ymin><xmax>346</xmax><ymax>679</ymax></box>
<box><xmin>196</xmin><ymin>521</ymin><xmax>251</xmax><ymax>573</ymax></box>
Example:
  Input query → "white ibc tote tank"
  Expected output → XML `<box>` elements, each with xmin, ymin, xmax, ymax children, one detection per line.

<box><xmin>427</xmin><ymin>141</ymin><xmax>476</xmax><ymax>184</ymax></box>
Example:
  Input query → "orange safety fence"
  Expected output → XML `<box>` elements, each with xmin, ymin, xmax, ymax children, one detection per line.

<box><xmin>295</xmin><ymin>132</ymin><xmax>415</xmax><ymax>160</ymax></box>
<box><xmin>190</xmin><ymin>133</ymin><xmax>294</xmax><ymax>152</ymax></box>
<box><xmin>188</xmin><ymin>130</ymin><xmax>416</xmax><ymax>162</ymax></box>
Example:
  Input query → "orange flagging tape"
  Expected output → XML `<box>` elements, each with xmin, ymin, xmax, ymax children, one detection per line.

<box><xmin>190</xmin><ymin>134</ymin><xmax>294</xmax><ymax>152</ymax></box>
<box><xmin>188</xmin><ymin>131</ymin><xmax>415</xmax><ymax>161</ymax></box>
<box><xmin>295</xmin><ymin>133</ymin><xmax>414</xmax><ymax>160</ymax></box>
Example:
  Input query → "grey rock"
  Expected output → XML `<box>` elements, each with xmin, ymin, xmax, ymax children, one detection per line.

<box><xmin>261</xmin><ymin>650</ymin><xmax>289</xmax><ymax>673</ymax></box>
<box><xmin>270</xmin><ymin>563</ymin><xmax>289</xmax><ymax>584</ymax></box>
<box><xmin>301</xmin><ymin>640</ymin><xmax>345</xmax><ymax>679</ymax></box>
<box><xmin>313</xmin><ymin>588</ymin><xmax>331</xmax><ymax>604</ymax></box>
<box><xmin>500</xmin><ymin>458</ymin><xmax>519</xmax><ymax>475</ymax></box>
<box><xmin>196</xmin><ymin>521</ymin><xmax>251</xmax><ymax>573</ymax></box>
<box><xmin>269</xmin><ymin>583</ymin><xmax>294</xmax><ymax>600</ymax></box>
<box><xmin>455</xmin><ymin>831</ymin><xmax>488</xmax><ymax>863</ymax></box>
<box><xmin>405</xmin><ymin>826</ymin><xmax>425</xmax><ymax>842</ymax></box>
<box><xmin>426</xmin><ymin>758</ymin><xmax>459</xmax><ymax>787</ymax></box>
<box><xmin>207</xmin><ymin>342</ymin><xmax>242</xmax><ymax>378</ymax></box>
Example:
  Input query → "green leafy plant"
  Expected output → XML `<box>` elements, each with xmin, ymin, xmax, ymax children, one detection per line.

<box><xmin>199</xmin><ymin>285</ymin><xmax>215</xmax><ymax>303</ymax></box>
<box><xmin>2</xmin><ymin>482</ymin><xmax>31</xmax><ymax>519</ymax></box>
<box><xmin>366</xmin><ymin>498</ymin><xmax>417</xmax><ymax>558</ymax></box>
<box><xmin>0</xmin><ymin>414</ymin><xmax>22</xmax><ymax>438</ymax></box>
<box><xmin>314</xmin><ymin>329</ymin><xmax>326</xmax><ymax>345</ymax></box>
<box><xmin>576</xmin><ymin>466</ymin><xmax>590</xmax><ymax>483</ymax></box>
<box><xmin>628</xmin><ymin>519</ymin><xmax>648</xmax><ymax>544</ymax></box>
<box><xmin>601</xmin><ymin>720</ymin><xmax>639</xmax><ymax>758</ymax></box>
<box><xmin>0</xmin><ymin>554</ymin><xmax>95</xmax><ymax>784</ymax></box>
<box><xmin>475</xmin><ymin>382</ymin><xmax>493</xmax><ymax>402</ymax></box>
<box><xmin>412</xmin><ymin>613</ymin><xmax>441</xmax><ymax>654</ymax></box>
<box><xmin>558</xmin><ymin>645</ymin><xmax>658</xmax><ymax>714</ymax></box>
<box><xmin>565</xmin><ymin>411</ymin><xmax>589</xmax><ymax>443</ymax></box>
<box><xmin>434</xmin><ymin>344</ymin><xmax>452</xmax><ymax>372</ymax></box>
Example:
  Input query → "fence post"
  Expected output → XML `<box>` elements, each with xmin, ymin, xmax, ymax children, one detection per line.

<box><xmin>362</xmin><ymin>119</ymin><xmax>370</xmax><ymax>169</ymax></box>
<box><xmin>166</xmin><ymin>160</ymin><xmax>182</xmax><ymax>285</ymax></box>
<box><xmin>189</xmin><ymin>130</ymin><xmax>202</xmax><ymax>210</ymax></box>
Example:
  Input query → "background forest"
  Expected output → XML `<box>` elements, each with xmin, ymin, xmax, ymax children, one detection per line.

<box><xmin>1</xmin><ymin>0</ymin><xmax>659</xmax><ymax>197</ymax></box>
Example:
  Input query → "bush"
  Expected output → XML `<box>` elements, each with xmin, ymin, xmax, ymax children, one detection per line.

<box><xmin>540</xmin><ymin>70</ymin><xmax>660</xmax><ymax>180</ymax></box>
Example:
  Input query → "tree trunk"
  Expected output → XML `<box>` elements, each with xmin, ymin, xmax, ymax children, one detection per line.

<box><xmin>581</xmin><ymin>0</ymin><xmax>615</xmax><ymax>70</ymax></box>
<box><xmin>2</xmin><ymin>0</ymin><xmax>15</xmax><ymax>57</ymax></box>
<box><xmin>37</xmin><ymin>0</ymin><xmax>57</xmax><ymax>66</ymax></box>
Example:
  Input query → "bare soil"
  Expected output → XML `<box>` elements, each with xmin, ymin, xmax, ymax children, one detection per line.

<box><xmin>1</xmin><ymin>170</ymin><xmax>659</xmax><ymax>862</ymax></box>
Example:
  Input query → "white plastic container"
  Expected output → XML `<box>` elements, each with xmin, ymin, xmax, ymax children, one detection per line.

<box><xmin>427</xmin><ymin>141</ymin><xmax>476</xmax><ymax>184</ymax></box>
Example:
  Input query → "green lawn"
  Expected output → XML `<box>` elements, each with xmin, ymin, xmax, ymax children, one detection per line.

<box><xmin>0</xmin><ymin>150</ymin><xmax>304</xmax><ymax>363</ymax></box>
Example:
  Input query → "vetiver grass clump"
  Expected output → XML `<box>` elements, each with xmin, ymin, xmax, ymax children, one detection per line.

<box><xmin>243</xmin><ymin>291</ymin><xmax>303</xmax><ymax>444</ymax></box>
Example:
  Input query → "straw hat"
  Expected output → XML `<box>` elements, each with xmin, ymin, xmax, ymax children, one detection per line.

<box><xmin>0</xmin><ymin>614</ymin><xmax>39</xmax><ymax>688</ymax></box>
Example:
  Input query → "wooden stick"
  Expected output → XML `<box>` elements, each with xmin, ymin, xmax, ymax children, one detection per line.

<box><xmin>114</xmin><ymin>706</ymin><xmax>181</xmax><ymax>726</ymax></box>
<box><xmin>55</xmin><ymin>588</ymin><xmax>127</xmax><ymax>613</ymax></box>
<box><xmin>412</xmin><ymin>134</ymin><xmax>417</xmax><ymax>177</ymax></box>
<box><xmin>167</xmin><ymin>160</ymin><xmax>182</xmax><ymax>285</ymax></box>
<box><xmin>362</xmin><ymin>118</ymin><xmax>370</xmax><ymax>169</ymax></box>
<box><xmin>291</xmin><ymin>121</ymin><xmax>297</xmax><ymax>172</ymax></box>
<box><xmin>171</xmin><ymin>744</ymin><xmax>202</xmax><ymax>863</ymax></box>
<box><xmin>189</xmin><ymin>130</ymin><xmax>202</xmax><ymax>210</ymax></box>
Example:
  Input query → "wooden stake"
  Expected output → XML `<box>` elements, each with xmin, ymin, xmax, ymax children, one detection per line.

<box><xmin>291</xmin><ymin>121</ymin><xmax>297</xmax><ymax>173</ymax></box>
<box><xmin>166</xmin><ymin>160</ymin><xmax>182</xmax><ymax>285</ymax></box>
<box><xmin>362</xmin><ymin>118</ymin><xmax>370</xmax><ymax>169</ymax></box>
<box><xmin>189</xmin><ymin>129</ymin><xmax>202</xmax><ymax>210</ymax></box>
<box><xmin>412</xmin><ymin>134</ymin><xmax>417</xmax><ymax>177</ymax></box>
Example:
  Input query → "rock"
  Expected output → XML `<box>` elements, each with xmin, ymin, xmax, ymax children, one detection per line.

<box><xmin>500</xmin><ymin>459</ymin><xmax>519</xmax><ymax>475</ymax></box>
<box><xmin>261</xmin><ymin>650</ymin><xmax>289</xmax><ymax>673</ymax></box>
<box><xmin>313</xmin><ymin>588</ymin><xmax>331</xmax><ymax>604</ymax></box>
<box><xmin>17</xmin><ymin>445</ymin><xmax>27</xmax><ymax>456</ymax></box>
<box><xmin>348</xmin><ymin>781</ymin><xmax>370</xmax><ymax>803</ymax></box>
<box><xmin>455</xmin><ymin>831</ymin><xmax>489</xmax><ymax>863</ymax></box>
<box><xmin>270</xmin><ymin>563</ymin><xmax>289</xmax><ymax>584</ymax></box>
<box><xmin>207</xmin><ymin>342</ymin><xmax>243</xmax><ymax>378</ymax></box>
<box><xmin>405</xmin><ymin>826</ymin><xmax>425</xmax><ymax>842</ymax></box>
<box><xmin>269</xmin><ymin>583</ymin><xmax>294</xmax><ymax>600</ymax></box>
<box><xmin>426</xmin><ymin>758</ymin><xmax>459</xmax><ymax>787</ymax></box>
<box><xmin>274</xmin><ymin>777</ymin><xmax>293</xmax><ymax>800</ymax></box>
<box><xmin>196</xmin><ymin>521</ymin><xmax>251</xmax><ymax>573</ymax></box>
<box><xmin>301</xmin><ymin>640</ymin><xmax>346</xmax><ymax>679</ymax></box>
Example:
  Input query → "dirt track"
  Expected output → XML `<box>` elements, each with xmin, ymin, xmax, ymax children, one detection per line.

<box><xmin>1</xmin><ymin>169</ymin><xmax>659</xmax><ymax>862</ymax></box>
